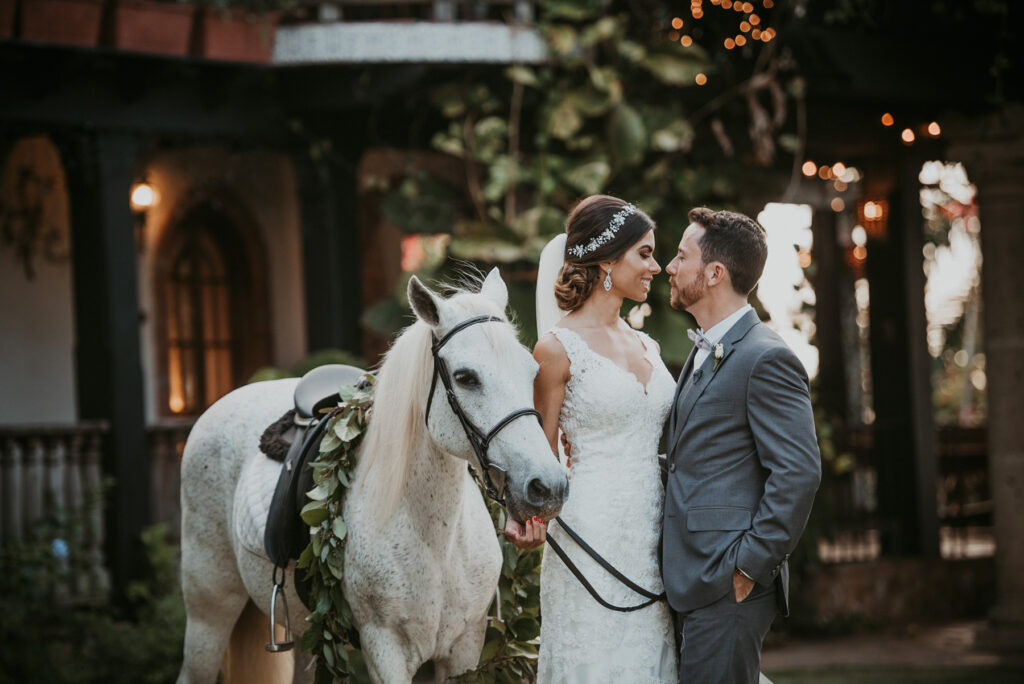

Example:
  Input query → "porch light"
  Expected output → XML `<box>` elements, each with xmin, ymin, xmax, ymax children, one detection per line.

<box><xmin>130</xmin><ymin>182</ymin><xmax>158</xmax><ymax>211</ymax></box>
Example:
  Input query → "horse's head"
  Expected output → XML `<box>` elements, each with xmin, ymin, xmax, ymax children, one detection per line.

<box><xmin>408</xmin><ymin>269</ymin><xmax>568</xmax><ymax>523</ymax></box>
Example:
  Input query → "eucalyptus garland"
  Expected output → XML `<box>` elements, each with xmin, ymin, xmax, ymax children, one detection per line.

<box><xmin>298</xmin><ymin>375</ymin><xmax>544</xmax><ymax>684</ymax></box>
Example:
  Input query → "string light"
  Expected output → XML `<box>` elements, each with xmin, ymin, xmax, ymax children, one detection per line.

<box><xmin>831</xmin><ymin>162</ymin><xmax>846</xmax><ymax>177</ymax></box>
<box><xmin>695</xmin><ymin>72</ymin><xmax>708</xmax><ymax>85</ymax></box>
<box><xmin>669</xmin><ymin>31</ymin><xmax>681</xmax><ymax>41</ymax></box>
<box><xmin>681</xmin><ymin>35</ymin><xmax>693</xmax><ymax>46</ymax></box>
<box><xmin>736</xmin><ymin>34</ymin><xmax>747</xmax><ymax>45</ymax></box>
<box><xmin>672</xmin><ymin>17</ymin><xmax>684</xmax><ymax>29</ymax></box>
<box><xmin>927</xmin><ymin>121</ymin><xmax>941</xmax><ymax>136</ymax></box>
<box><xmin>722</xmin><ymin>0</ymin><xmax>733</xmax><ymax>8</ymax></box>
<box><xmin>853</xmin><ymin>245</ymin><xmax>867</xmax><ymax>261</ymax></box>
<box><xmin>901</xmin><ymin>128</ymin><xmax>915</xmax><ymax>144</ymax></box>
<box><xmin>749</xmin><ymin>14</ymin><xmax>761</xmax><ymax>24</ymax></box>
<box><xmin>724</xmin><ymin>37</ymin><xmax>736</xmax><ymax>49</ymax></box>
<box><xmin>763</xmin><ymin>0</ymin><xmax>774</xmax><ymax>7</ymax></box>
<box><xmin>751</xmin><ymin>28</ymin><xmax>762</xmax><ymax>39</ymax></box>
<box><xmin>740</xmin><ymin>20</ymin><xmax>751</xmax><ymax>31</ymax></box>
<box><xmin>742</xmin><ymin>2</ymin><xmax>754</xmax><ymax>12</ymax></box>
<box><xmin>881</xmin><ymin>113</ymin><xmax>894</xmax><ymax>126</ymax></box>
<box><xmin>818</xmin><ymin>165</ymin><xmax>833</xmax><ymax>180</ymax></box>
<box><xmin>834</xmin><ymin>180</ymin><xmax>848</xmax><ymax>192</ymax></box>
<box><xmin>802</xmin><ymin>161</ymin><xmax>817</xmax><ymax>177</ymax></box>
<box><xmin>831</xmin><ymin>197</ymin><xmax>845</xmax><ymax>212</ymax></box>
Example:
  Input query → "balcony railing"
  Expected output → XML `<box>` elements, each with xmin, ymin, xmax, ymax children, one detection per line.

<box><xmin>1</xmin><ymin>420</ymin><xmax>195</xmax><ymax>598</ymax></box>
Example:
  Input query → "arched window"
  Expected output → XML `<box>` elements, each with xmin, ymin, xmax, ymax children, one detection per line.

<box><xmin>156</xmin><ymin>195</ymin><xmax>270</xmax><ymax>416</ymax></box>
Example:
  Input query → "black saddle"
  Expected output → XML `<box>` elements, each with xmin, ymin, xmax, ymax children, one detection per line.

<box><xmin>260</xmin><ymin>364</ymin><xmax>366</xmax><ymax>605</ymax></box>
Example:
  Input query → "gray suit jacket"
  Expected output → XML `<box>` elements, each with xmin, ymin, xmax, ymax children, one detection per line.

<box><xmin>662</xmin><ymin>309</ymin><xmax>820</xmax><ymax>616</ymax></box>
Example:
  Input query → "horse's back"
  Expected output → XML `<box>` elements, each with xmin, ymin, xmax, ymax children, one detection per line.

<box><xmin>183</xmin><ymin>379</ymin><xmax>298</xmax><ymax>476</ymax></box>
<box><xmin>181</xmin><ymin>379</ymin><xmax>298</xmax><ymax>531</ymax></box>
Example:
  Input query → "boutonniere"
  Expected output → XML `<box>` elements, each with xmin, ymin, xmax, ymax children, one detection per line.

<box><xmin>712</xmin><ymin>343</ymin><xmax>725</xmax><ymax>370</ymax></box>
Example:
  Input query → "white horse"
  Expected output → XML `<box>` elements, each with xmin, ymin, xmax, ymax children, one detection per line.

<box><xmin>177</xmin><ymin>269</ymin><xmax>568</xmax><ymax>684</ymax></box>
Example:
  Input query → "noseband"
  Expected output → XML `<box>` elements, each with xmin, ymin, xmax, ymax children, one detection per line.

<box><xmin>424</xmin><ymin>315</ymin><xmax>543</xmax><ymax>502</ymax></box>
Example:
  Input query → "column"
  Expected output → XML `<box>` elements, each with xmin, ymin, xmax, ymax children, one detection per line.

<box><xmin>950</xmin><ymin>106</ymin><xmax>1024</xmax><ymax>651</ymax></box>
<box><xmin>292</xmin><ymin>148</ymin><xmax>364</xmax><ymax>356</ymax></box>
<box><xmin>61</xmin><ymin>131</ymin><xmax>148</xmax><ymax>603</ymax></box>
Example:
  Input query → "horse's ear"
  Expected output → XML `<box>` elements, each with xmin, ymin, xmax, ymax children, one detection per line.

<box><xmin>479</xmin><ymin>267</ymin><xmax>508</xmax><ymax>312</ymax></box>
<box><xmin>408</xmin><ymin>275</ymin><xmax>442</xmax><ymax>326</ymax></box>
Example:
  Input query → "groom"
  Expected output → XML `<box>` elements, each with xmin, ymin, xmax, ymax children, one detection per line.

<box><xmin>663</xmin><ymin>207</ymin><xmax>820</xmax><ymax>684</ymax></box>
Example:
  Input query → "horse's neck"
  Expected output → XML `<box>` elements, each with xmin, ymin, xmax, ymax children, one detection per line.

<box><xmin>403</xmin><ymin>444</ymin><xmax>473</xmax><ymax>544</ymax></box>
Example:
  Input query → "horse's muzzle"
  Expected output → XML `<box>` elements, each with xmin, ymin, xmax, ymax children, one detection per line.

<box><xmin>512</xmin><ymin>471</ymin><xmax>568</xmax><ymax>523</ymax></box>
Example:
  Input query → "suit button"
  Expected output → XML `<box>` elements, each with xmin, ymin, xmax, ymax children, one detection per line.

<box><xmin>669</xmin><ymin>462</ymin><xmax>677</xmax><ymax>472</ymax></box>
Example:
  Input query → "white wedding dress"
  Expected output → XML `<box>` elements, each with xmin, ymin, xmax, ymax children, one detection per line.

<box><xmin>537</xmin><ymin>325</ymin><xmax>678</xmax><ymax>684</ymax></box>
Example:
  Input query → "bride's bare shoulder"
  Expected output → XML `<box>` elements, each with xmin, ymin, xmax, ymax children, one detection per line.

<box><xmin>533</xmin><ymin>331</ymin><xmax>571</xmax><ymax>373</ymax></box>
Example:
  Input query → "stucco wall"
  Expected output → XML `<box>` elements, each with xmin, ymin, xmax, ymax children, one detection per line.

<box><xmin>0</xmin><ymin>137</ymin><xmax>76</xmax><ymax>425</ymax></box>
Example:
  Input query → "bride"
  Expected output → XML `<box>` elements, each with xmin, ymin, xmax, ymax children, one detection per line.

<box><xmin>505</xmin><ymin>195</ymin><xmax>677</xmax><ymax>683</ymax></box>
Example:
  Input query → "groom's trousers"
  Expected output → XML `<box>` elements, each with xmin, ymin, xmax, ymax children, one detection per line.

<box><xmin>675</xmin><ymin>580</ymin><xmax>778</xmax><ymax>684</ymax></box>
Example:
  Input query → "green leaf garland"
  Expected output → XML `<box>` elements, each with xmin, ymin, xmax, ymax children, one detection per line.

<box><xmin>301</xmin><ymin>375</ymin><xmax>544</xmax><ymax>683</ymax></box>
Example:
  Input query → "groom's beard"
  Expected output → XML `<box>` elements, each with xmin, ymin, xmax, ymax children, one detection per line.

<box><xmin>670</xmin><ymin>269</ymin><xmax>707</xmax><ymax>312</ymax></box>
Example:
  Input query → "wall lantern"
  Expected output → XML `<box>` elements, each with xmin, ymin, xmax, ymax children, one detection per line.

<box><xmin>129</xmin><ymin>180</ymin><xmax>159</xmax><ymax>250</ymax></box>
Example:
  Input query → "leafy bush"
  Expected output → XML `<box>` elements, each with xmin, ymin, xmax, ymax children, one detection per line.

<box><xmin>0</xmin><ymin>519</ymin><xmax>185</xmax><ymax>684</ymax></box>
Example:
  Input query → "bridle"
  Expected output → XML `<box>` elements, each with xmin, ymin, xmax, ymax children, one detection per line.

<box><xmin>424</xmin><ymin>315</ymin><xmax>543</xmax><ymax>502</ymax></box>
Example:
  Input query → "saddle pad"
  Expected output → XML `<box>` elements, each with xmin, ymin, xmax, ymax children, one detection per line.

<box><xmin>233</xmin><ymin>455</ymin><xmax>284</xmax><ymax>559</ymax></box>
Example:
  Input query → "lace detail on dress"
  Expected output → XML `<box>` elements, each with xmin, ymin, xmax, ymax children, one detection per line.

<box><xmin>538</xmin><ymin>326</ymin><xmax>678</xmax><ymax>684</ymax></box>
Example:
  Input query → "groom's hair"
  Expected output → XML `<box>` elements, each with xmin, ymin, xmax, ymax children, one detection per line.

<box><xmin>689</xmin><ymin>207</ymin><xmax>767</xmax><ymax>296</ymax></box>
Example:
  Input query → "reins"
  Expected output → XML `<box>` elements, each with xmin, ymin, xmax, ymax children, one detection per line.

<box><xmin>546</xmin><ymin>517</ymin><xmax>666</xmax><ymax>612</ymax></box>
<box><xmin>426</xmin><ymin>314</ymin><xmax>665</xmax><ymax>613</ymax></box>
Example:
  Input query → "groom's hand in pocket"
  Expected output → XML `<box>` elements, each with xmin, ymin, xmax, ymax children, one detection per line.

<box><xmin>503</xmin><ymin>516</ymin><xmax>547</xmax><ymax>550</ymax></box>
<box><xmin>733</xmin><ymin>568</ymin><xmax>755</xmax><ymax>602</ymax></box>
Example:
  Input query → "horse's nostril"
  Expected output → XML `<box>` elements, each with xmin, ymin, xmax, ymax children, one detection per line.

<box><xmin>526</xmin><ymin>477</ymin><xmax>552</xmax><ymax>505</ymax></box>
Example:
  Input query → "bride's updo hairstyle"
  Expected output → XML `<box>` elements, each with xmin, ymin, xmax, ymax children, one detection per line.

<box><xmin>555</xmin><ymin>195</ymin><xmax>655</xmax><ymax>312</ymax></box>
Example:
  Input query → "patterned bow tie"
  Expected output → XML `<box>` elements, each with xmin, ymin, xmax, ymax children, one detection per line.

<box><xmin>687</xmin><ymin>328</ymin><xmax>713</xmax><ymax>352</ymax></box>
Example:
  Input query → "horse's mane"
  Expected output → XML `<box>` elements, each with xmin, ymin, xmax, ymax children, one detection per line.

<box><xmin>352</xmin><ymin>282</ymin><xmax>518</xmax><ymax>525</ymax></box>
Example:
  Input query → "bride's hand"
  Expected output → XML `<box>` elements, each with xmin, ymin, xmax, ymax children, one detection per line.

<box><xmin>503</xmin><ymin>516</ymin><xmax>547</xmax><ymax>550</ymax></box>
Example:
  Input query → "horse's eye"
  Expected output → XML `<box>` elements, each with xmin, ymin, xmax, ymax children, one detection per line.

<box><xmin>453</xmin><ymin>370</ymin><xmax>481</xmax><ymax>388</ymax></box>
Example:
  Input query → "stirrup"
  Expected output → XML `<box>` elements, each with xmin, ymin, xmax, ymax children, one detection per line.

<box><xmin>265</xmin><ymin>567</ymin><xmax>294</xmax><ymax>653</ymax></box>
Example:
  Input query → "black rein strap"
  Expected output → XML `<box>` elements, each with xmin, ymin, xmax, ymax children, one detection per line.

<box><xmin>546</xmin><ymin>517</ymin><xmax>666</xmax><ymax>612</ymax></box>
<box><xmin>424</xmin><ymin>315</ymin><xmax>542</xmax><ymax>502</ymax></box>
<box><xmin>424</xmin><ymin>314</ymin><xmax>664</xmax><ymax>612</ymax></box>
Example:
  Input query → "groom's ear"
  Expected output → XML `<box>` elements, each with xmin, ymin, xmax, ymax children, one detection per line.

<box><xmin>706</xmin><ymin>261</ymin><xmax>729</xmax><ymax>288</ymax></box>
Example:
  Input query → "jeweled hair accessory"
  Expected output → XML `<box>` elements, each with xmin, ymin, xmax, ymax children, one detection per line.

<box><xmin>566</xmin><ymin>203</ymin><xmax>638</xmax><ymax>259</ymax></box>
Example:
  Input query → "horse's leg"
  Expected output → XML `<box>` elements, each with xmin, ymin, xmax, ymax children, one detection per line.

<box><xmin>177</xmin><ymin>548</ymin><xmax>250</xmax><ymax>684</ymax></box>
<box><xmin>433</xmin><ymin>617</ymin><xmax>488</xmax><ymax>683</ymax></box>
<box><xmin>359</xmin><ymin>624</ymin><xmax>420</xmax><ymax>684</ymax></box>
<box><xmin>291</xmin><ymin>641</ymin><xmax>315</xmax><ymax>684</ymax></box>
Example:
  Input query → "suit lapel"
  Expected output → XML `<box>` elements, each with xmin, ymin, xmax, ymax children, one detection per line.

<box><xmin>668</xmin><ymin>346</ymin><xmax>697</xmax><ymax>440</ymax></box>
<box><xmin>669</xmin><ymin>309</ymin><xmax>761</xmax><ymax>456</ymax></box>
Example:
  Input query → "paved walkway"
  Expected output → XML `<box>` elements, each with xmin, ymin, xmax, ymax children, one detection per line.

<box><xmin>762</xmin><ymin>620</ymin><xmax>1024</xmax><ymax>671</ymax></box>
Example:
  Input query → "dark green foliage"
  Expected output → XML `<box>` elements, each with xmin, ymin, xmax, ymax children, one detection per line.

<box><xmin>0</xmin><ymin>520</ymin><xmax>185</xmax><ymax>684</ymax></box>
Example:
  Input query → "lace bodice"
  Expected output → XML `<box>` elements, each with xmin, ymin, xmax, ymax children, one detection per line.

<box><xmin>537</xmin><ymin>325</ymin><xmax>677</xmax><ymax>684</ymax></box>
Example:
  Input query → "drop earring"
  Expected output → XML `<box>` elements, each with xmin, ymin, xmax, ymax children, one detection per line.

<box><xmin>603</xmin><ymin>268</ymin><xmax>613</xmax><ymax>292</ymax></box>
